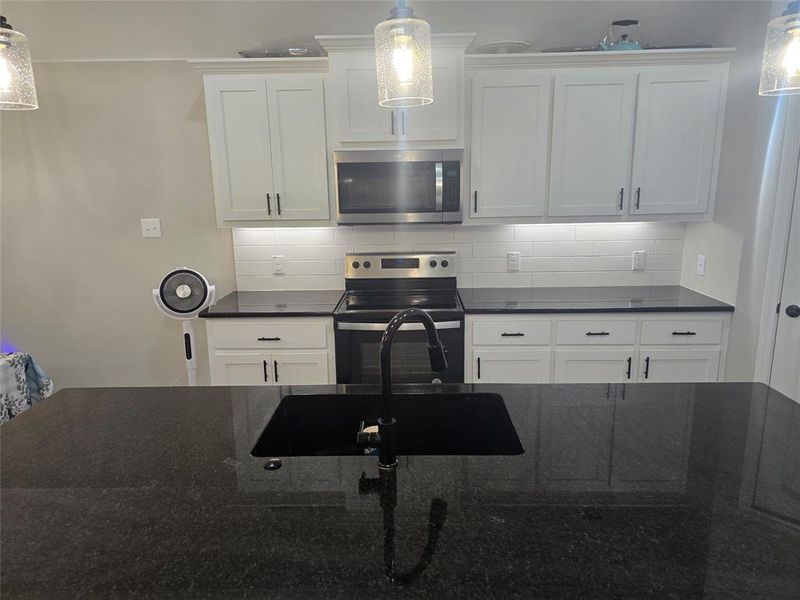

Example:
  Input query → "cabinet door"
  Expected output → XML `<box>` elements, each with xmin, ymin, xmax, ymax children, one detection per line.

<box><xmin>266</xmin><ymin>76</ymin><xmax>330</xmax><ymax>220</ymax></box>
<box><xmin>472</xmin><ymin>349</ymin><xmax>551</xmax><ymax>383</ymax></box>
<box><xmin>640</xmin><ymin>348</ymin><xmax>721</xmax><ymax>383</ymax></box>
<box><xmin>549</xmin><ymin>70</ymin><xmax>636</xmax><ymax>217</ymax></box>
<box><xmin>554</xmin><ymin>349</ymin><xmax>636</xmax><ymax>383</ymax></box>
<box><xmin>470</xmin><ymin>70</ymin><xmax>552</xmax><ymax>218</ymax></box>
<box><xmin>204</xmin><ymin>77</ymin><xmax>274</xmax><ymax>221</ymax></box>
<box><xmin>272</xmin><ymin>352</ymin><xmax>330</xmax><ymax>385</ymax></box>
<box><xmin>400</xmin><ymin>53</ymin><xmax>460</xmax><ymax>142</ymax></box>
<box><xmin>630</xmin><ymin>65</ymin><xmax>724</xmax><ymax>215</ymax></box>
<box><xmin>333</xmin><ymin>54</ymin><xmax>394</xmax><ymax>143</ymax></box>
<box><xmin>211</xmin><ymin>353</ymin><xmax>272</xmax><ymax>385</ymax></box>
<box><xmin>538</xmin><ymin>389</ymin><xmax>613</xmax><ymax>491</ymax></box>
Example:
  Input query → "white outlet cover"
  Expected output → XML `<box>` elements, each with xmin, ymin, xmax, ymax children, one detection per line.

<box><xmin>696</xmin><ymin>254</ymin><xmax>706</xmax><ymax>276</ymax></box>
<box><xmin>141</xmin><ymin>218</ymin><xmax>161</xmax><ymax>238</ymax></box>
<box><xmin>632</xmin><ymin>250</ymin><xmax>646</xmax><ymax>271</ymax></box>
<box><xmin>272</xmin><ymin>254</ymin><xmax>285</xmax><ymax>274</ymax></box>
<box><xmin>507</xmin><ymin>252</ymin><xmax>521</xmax><ymax>272</ymax></box>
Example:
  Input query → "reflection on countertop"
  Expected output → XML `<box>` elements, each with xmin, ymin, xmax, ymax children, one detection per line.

<box><xmin>1</xmin><ymin>382</ymin><xmax>796</xmax><ymax>598</ymax></box>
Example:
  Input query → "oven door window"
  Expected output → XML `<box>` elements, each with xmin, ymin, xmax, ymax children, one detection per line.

<box><xmin>338</xmin><ymin>162</ymin><xmax>437</xmax><ymax>214</ymax></box>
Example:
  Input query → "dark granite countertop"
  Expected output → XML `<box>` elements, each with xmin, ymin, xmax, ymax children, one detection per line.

<box><xmin>2</xmin><ymin>382</ymin><xmax>797</xmax><ymax>598</ymax></box>
<box><xmin>200</xmin><ymin>290</ymin><xmax>344</xmax><ymax>317</ymax></box>
<box><xmin>459</xmin><ymin>285</ymin><xmax>734</xmax><ymax>314</ymax></box>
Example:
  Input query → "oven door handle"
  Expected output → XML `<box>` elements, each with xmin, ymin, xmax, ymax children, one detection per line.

<box><xmin>335</xmin><ymin>320</ymin><xmax>462</xmax><ymax>332</ymax></box>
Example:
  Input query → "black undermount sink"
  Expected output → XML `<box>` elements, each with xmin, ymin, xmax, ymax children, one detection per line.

<box><xmin>251</xmin><ymin>393</ymin><xmax>524</xmax><ymax>457</ymax></box>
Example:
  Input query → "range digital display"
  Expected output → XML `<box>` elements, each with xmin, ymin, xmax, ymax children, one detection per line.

<box><xmin>381</xmin><ymin>258</ymin><xmax>420</xmax><ymax>269</ymax></box>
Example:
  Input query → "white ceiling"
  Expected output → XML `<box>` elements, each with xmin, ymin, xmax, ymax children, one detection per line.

<box><xmin>3</xmin><ymin>0</ymin><xmax>773</xmax><ymax>61</ymax></box>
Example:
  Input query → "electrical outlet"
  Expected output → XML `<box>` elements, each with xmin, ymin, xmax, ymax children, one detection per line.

<box><xmin>696</xmin><ymin>254</ymin><xmax>706</xmax><ymax>276</ymax></box>
<box><xmin>632</xmin><ymin>250</ymin><xmax>646</xmax><ymax>271</ymax></box>
<box><xmin>272</xmin><ymin>255</ymin><xmax>285</xmax><ymax>274</ymax></box>
<box><xmin>140</xmin><ymin>218</ymin><xmax>161</xmax><ymax>238</ymax></box>
<box><xmin>507</xmin><ymin>252</ymin><xmax>521</xmax><ymax>272</ymax></box>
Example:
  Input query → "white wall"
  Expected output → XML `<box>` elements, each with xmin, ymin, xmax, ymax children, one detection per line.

<box><xmin>233</xmin><ymin>223</ymin><xmax>685</xmax><ymax>290</ymax></box>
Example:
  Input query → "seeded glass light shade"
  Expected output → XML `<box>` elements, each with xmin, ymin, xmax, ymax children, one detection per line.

<box><xmin>759</xmin><ymin>2</ymin><xmax>800</xmax><ymax>96</ymax></box>
<box><xmin>0</xmin><ymin>17</ymin><xmax>37</xmax><ymax>110</ymax></box>
<box><xmin>374</xmin><ymin>1</ymin><xmax>433</xmax><ymax>107</ymax></box>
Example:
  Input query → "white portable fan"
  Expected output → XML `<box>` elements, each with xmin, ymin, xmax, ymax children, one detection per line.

<box><xmin>153</xmin><ymin>268</ymin><xmax>215</xmax><ymax>386</ymax></box>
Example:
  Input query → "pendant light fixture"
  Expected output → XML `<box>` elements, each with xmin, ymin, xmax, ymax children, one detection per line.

<box><xmin>374</xmin><ymin>0</ymin><xmax>433</xmax><ymax>107</ymax></box>
<box><xmin>0</xmin><ymin>16</ymin><xmax>37</xmax><ymax>110</ymax></box>
<box><xmin>759</xmin><ymin>1</ymin><xmax>800</xmax><ymax>96</ymax></box>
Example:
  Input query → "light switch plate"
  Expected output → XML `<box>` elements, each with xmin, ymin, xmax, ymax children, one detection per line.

<box><xmin>632</xmin><ymin>250</ymin><xmax>646</xmax><ymax>271</ymax></box>
<box><xmin>272</xmin><ymin>255</ymin><xmax>285</xmax><ymax>274</ymax></box>
<box><xmin>696</xmin><ymin>254</ymin><xmax>706</xmax><ymax>276</ymax></box>
<box><xmin>141</xmin><ymin>218</ymin><xmax>161</xmax><ymax>238</ymax></box>
<box><xmin>507</xmin><ymin>252</ymin><xmax>521</xmax><ymax>272</ymax></box>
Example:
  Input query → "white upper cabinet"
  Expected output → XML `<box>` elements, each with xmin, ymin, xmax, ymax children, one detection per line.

<box><xmin>197</xmin><ymin>67</ymin><xmax>330</xmax><ymax>226</ymax></box>
<box><xmin>399</xmin><ymin>53</ymin><xmax>460</xmax><ymax>142</ymax></box>
<box><xmin>630</xmin><ymin>65</ymin><xmax>724</xmax><ymax>216</ymax></box>
<box><xmin>548</xmin><ymin>70</ymin><xmax>636</xmax><ymax>217</ymax></box>
<box><xmin>470</xmin><ymin>70</ymin><xmax>552</xmax><ymax>218</ymax></box>
<box><xmin>204</xmin><ymin>76</ymin><xmax>275</xmax><ymax>221</ymax></box>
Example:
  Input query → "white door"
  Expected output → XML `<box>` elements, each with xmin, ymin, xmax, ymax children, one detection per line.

<box><xmin>554</xmin><ymin>349</ymin><xmax>636</xmax><ymax>383</ymax></box>
<box><xmin>211</xmin><ymin>353</ymin><xmax>272</xmax><ymax>385</ymax></box>
<box><xmin>472</xmin><ymin>349</ymin><xmax>551</xmax><ymax>383</ymax></box>
<box><xmin>470</xmin><ymin>70</ymin><xmax>552</xmax><ymax>218</ymax></box>
<box><xmin>400</xmin><ymin>53</ymin><xmax>460</xmax><ymax>142</ymax></box>
<box><xmin>630</xmin><ymin>65</ymin><xmax>723</xmax><ymax>215</ymax></box>
<box><xmin>266</xmin><ymin>76</ymin><xmax>330</xmax><ymax>220</ymax></box>
<box><xmin>272</xmin><ymin>352</ymin><xmax>330</xmax><ymax>385</ymax></box>
<box><xmin>549</xmin><ymin>70</ymin><xmax>636</xmax><ymax>217</ymax></box>
<box><xmin>204</xmin><ymin>77</ymin><xmax>274</xmax><ymax>221</ymax></box>
<box><xmin>333</xmin><ymin>54</ymin><xmax>394</xmax><ymax>143</ymax></box>
<box><xmin>770</xmin><ymin>176</ymin><xmax>800</xmax><ymax>400</ymax></box>
<box><xmin>639</xmin><ymin>348</ymin><xmax>721</xmax><ymax>383</ymax></box>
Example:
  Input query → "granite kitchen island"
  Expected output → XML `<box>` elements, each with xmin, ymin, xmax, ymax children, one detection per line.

<box><xmin>1</xmin><ymin>382</ymin><xmax>798</xmax><ymax>599</ymax></box>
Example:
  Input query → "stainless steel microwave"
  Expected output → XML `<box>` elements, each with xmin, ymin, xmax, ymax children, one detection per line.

<box><xmin>334</xmin><ymin>150</ymin><xmax>463</xmax><ymax>224</ymax></box>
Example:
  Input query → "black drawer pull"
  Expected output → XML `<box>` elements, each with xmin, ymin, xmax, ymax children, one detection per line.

<box><xmin>257</xmin><ymin>336</ymin><xmax>281</xmax><ymax>341</ymax></box>
<box><xmin>672</xmin><ymin>331</ymin><xmax>697</xmax><ymax>336</ymax></box>
<box><xmin>262</xmin><ymin>360</ymin><xmax>268</xmax><ymax>382</ymax></box>
<box><xmin>586</xmin><ymin>331</ymin><xmax>610</xmax><ymax>336</ymax></box>
<box><xmin>501</xmin><ymin>332</ymin><xmax>525</xmax><ymax>337</ymax></box>
<box><xmin>644</xmin><ymin>356</ymin><xmax>650</xmax><ymax>379</ymax></box>
<box><xmin>477</xmin><ymin>357</ymin><xmax>481</xmax><ymax>380</ymax></box>
<box><xmin>626</xmin><ymin>356</ymin><xmax>632</xmax><ymax>379</ymax></box>
<box><xmin>274</xmin><ymin>360</ymin><xmax>279</xmax><ymax>382</ymax></box>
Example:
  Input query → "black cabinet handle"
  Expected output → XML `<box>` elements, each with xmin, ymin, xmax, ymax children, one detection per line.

<box><xmin>586</xmin><ymin>331</ymin><xmax>610</xmax><ymax>336</ymax></box>
<box><xmin>671</xmin><ymin>331</ymin><xmax>697</xmax><ymax>336</ymax></box>
<box><xmin>644</xmin><ymin>356</ymin><xmax>650</xmax><ymax>379</ymax></box>
<box><xmin>274</xmin><ymin>360</ymin><xmax>279</xmax><ymax>382</ymax></box>
<box><xmin>257</xmin><ymin>336</ymin><xmax>281</xmax><ymax>341</ymax></box>
<box><xmin>477</xmin><ymin>357</ymin><xmax>481</xmax><ymax>380</ymax></box>
<box><xmin>473</xmin><ymin>191</ymin><xmax>478</xmax><ymax>213</ymax></box>
<box><xmin>501</xmin><ymin>332</ymin><xmax>525</xmax><ymax>337</ymax></box>
<box><xmin>626</xmin><ymin>356</ymin><xmax>632</xmax><ymax>380</ymax></box>
<box><xmin>635</xmin><ymin>187</ymin><xmax>641</xmax><ymax>210</ymax></box>
<box><xmin>266</xmin><ymin>193</ymin><xmax>272</xmax><ymax>215</ymax></box>
<box><xmin>263</xmin><ymin>360</ymin><xmax>268</xmax><ymax>382</ymax></box>
<box><xmin>618</xmin><ymin>187</ymin><xmax>624</xmax><ymax>211</ymax></box>
<box><xmin>276</xmin><ymin>193</ymin><xmax>281</xmax><ymax>215</ymax></box>
<box><xmin>787</xmin><ymin>304</ymin><xmax>800</xmax><ymax>318</ymax></box>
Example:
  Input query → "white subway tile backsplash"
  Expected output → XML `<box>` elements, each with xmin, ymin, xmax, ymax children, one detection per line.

<box><xmin>233</xmin><ymin>224</ymin><xmax>686</xmax><ymax>291</ymax></box>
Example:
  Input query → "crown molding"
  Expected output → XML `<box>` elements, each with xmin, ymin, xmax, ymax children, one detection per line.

<box><xmin>188</xmin><ymin>57</ymin><xmax>329</xmax><ymax>75</ymax></box>
<box><xmin>466</xmin><ymin>47</ymin><xmax>737</xmax><ymax>70</ymax></box>
<box><xmin>316</xmin><ymin>33</ymin><xmax>477</xmax><ymax>53</ymax></box>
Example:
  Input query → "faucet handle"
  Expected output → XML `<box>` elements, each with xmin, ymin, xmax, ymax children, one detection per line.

<box><xmin>358</xmin><ymin>471</ymin><xmax>381</xmax><ymax>495</ymax></box>
<box><xmin>356</xmin><ymin>421</ymin><xmax>382</xmax><ymax>449</ymax></box>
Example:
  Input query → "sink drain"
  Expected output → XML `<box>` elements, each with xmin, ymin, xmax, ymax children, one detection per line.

<box><xmin>263</xmin><ymin>458</ymin><xmax>283</xmax><ymax>471</ymax></box>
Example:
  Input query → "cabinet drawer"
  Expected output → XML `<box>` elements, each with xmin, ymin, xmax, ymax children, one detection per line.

<box><xmin>211</xmin><ymin>321</ymin><xmax>328</xmax><ymax>349</ymax></box>
<box><xmin>556</xmin><ymin>320</ymin><xmax>637</xmax><ymax>345</ymax></box>
<box><xmin>472</xmin><ymin>320</ymin><xmax>552</xmax><ymax>345</ymax></box>
<box><xmin>640</xmin><ymin>319</ymin><xmax>723</xmax><ymax>345</ymax></box>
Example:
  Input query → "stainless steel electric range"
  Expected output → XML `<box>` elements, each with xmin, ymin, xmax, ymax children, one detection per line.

<box><xmin>334</xmin><ymin>251</ymin><xmax>464</xmax><ymax>385</ymax></box>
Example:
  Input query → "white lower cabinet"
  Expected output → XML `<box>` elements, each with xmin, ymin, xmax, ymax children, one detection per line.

<box><xmin>206</xmin><ymin>317</ymin><xmax>336</xmax><ymax>385</ymax></box>
<box><xmin>554</xmin><ymin>349</ymin><xmax>635</xmax><ymax>384</ymax></box>
<box><xmin>472</xmin><ymin>349</ymin><xmax>551</xmax><ymax>383</ymax></box>
<box><xmin>467</xmin><ymin>313</ymin><xmax>729</xmax><ymax>384</ymax></box>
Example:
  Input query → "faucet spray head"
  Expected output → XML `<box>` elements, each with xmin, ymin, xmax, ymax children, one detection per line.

<box><xmin>428</xmin><ymin>344</ymin><xmax>448</xmax><ymax>372</ymax></box>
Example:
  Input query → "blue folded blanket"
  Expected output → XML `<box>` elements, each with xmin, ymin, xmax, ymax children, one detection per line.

<box><xmin>0</xmin><ymin>352</ymin><xmax>54</xmax><ymax>423</ymax></box>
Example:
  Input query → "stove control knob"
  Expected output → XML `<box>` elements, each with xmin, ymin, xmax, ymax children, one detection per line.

<box><xmin>429</xmin><ymin>260</ymin><xmax>437</xmax><ymax>268</ymax></box>
<box><xmin>363</xmin><ymin>261</ymin><xmax>371</xmax><ymax>269</ymax></box>
<box><xmin>441</xmin><ymin>260</ymin><xmax>449</xmax><ymax>268</ymax></box>
<box><xmin>352</xmin><ymin>261</ymin><xmax>360</xmax><ymax>269</ymax></box>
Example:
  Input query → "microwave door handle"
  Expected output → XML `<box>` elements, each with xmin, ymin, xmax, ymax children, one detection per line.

<box><xmin>435</xmin><ymin>161</ymin><xmax>443</xmax><ymax>212</ymax></box>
